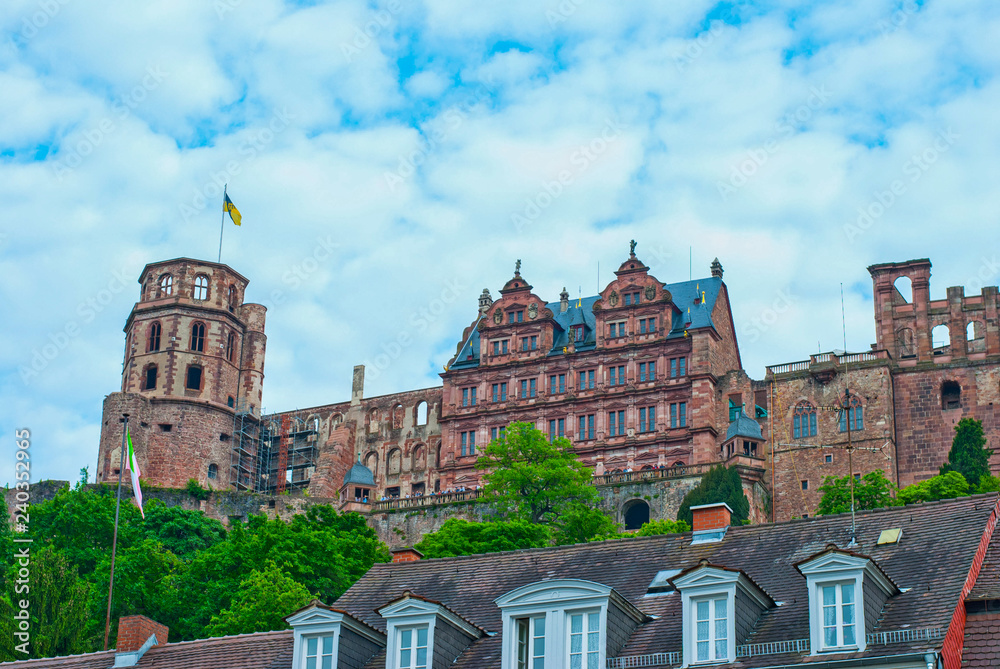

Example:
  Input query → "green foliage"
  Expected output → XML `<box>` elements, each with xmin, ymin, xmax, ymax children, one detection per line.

<box><xmin>897</xmin><ymin>471</ymin><xmax>969</xmax><ymax>505</ymax></box>
<box><xmin>634</xmin><ymin>519</ymin><xmax>691</xmax><ymax>536</ymax></box>
<box><xmin>677</xmin><ymin>466</ymin><xmax>750</xmax><ymax>526</ymax></box>
<box><xmin>184</xmin><ymin>479</ymin><xmax>211</xmax><ymax>500</ymax></box>
<box><xmin>940</xmin><ymin>418</ymin><xmax>994</xmax><ymax>487</ymax></box>
<box><xmin>553</xmin><ymin>504</ymin><xmax>620</xmax><ymax>545</ymax></box>
<box><xmin>978</xmin><ymin>475</ymin><xmax>1000</xmax><ymax>494</ymax></box>
<box><xmin>205</xmin><ymin>562</ymin><xmax>312</xmax><ymax>637</ymax></box>
<box><xmin>816</xmin><ymin>470</ymin><xmax>898</xmax><ymax>515</ymax></box>
<box><xmin>414</xmin><ymin>519</ymin><xmax>551</xmax><ymax>558</ymax></box>
<box><xmin>0</xmin><ymin>547</ymin><xmax>91</xmax><ymax>661</ymax></box>
<box><xmin>477</xmin><ymin>422</ymin><xmax>597</xmax><ymax>524</ymax></box>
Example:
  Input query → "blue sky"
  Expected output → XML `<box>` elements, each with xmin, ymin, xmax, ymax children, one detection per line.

<box><xmin>2</xmin><ymin>0</ymin><xmax>999</xmax><ymax>486</ymax></box>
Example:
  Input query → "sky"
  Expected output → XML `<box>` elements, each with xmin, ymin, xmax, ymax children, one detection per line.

<box><xmin>2</xmin><ymin>0</ymin><xmax>998</xmax><ymax>487</ymax></box>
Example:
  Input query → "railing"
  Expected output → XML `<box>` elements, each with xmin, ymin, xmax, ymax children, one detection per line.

<box><xmin>591</xmin><ymin>463</ymin><xmax>714</xmax><ymax>486</ymax></box>
<box><xmin>767</xmin><ymin>350</ymin><xmax>891</xmax><ymax>376</ymax></box>
<box><xmin>766</xmin><ymin>360</ymin><xmax>811</xmax><ymax>375</ymax></box>
<box><xmin>606</xmin><ymin>652</ymin><xmax>680</xmax><ymax>668</ymax></box>
<box><xmin>867</xmin><ymin>627</ymin><xmax>943</xmax><ymax>646</ymax></box>
<box><xmin>371</xmin><ymin>489</ymin><xmax>483</xmax><ymax>512</ymax></box>
<box><xmin>736</xmin><ymin>638</ymin><xmax>810</xmax><ymax>658</ymax></box>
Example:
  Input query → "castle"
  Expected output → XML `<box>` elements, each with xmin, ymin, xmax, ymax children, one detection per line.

<box><xmin>96</xmin><ymin>252</ymin><xmax>1000</xmax><ymax>527</ymax></box>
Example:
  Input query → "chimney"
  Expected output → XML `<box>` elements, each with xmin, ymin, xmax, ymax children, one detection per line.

<box><xmin>351</xmin><ymin>365</ymin><xmax>365</xmax><ymax>406</ymax></box>
<box><xmin>560</xmin><ymin>287</ymin><xmax>569</xmax><ymax>313</ymax></box>
<box><xmin>114</xmin><ymin>615</ymin><xmax>168</xmax><ymax>667</ymax></box>
<box><xmin>391</xmin><ymin>547</ymin><xmax>423</xmax><ymax>563</ymax></box>
<box><xmin>691</xmin><ymin>502</ymin><xmax>732</xmax><ymax>532</ymax></box>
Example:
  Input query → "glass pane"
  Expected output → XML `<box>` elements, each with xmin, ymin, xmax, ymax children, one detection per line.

<box><xmin>824</xmin><ymin>606</ymin><xmax>835</xmax><ymax>627</ymax></box>
<box><xmin>571</xmin><ymin>634</ymin><xmax>582</xmax><ymax>653</ymax></box>
<box><xmin>417</xmin><ymin>627</ymin><xmax>428</xmax><ymax>646</ymax></box>
<box><xmin>587</xmin><ymin>653</ymin><xmax>599</xmax><ymax>669</ymax></box>
<box><xmin>571</xmin><ymin>656</ymin><xmax>582</xmax><ymax>669</ymax></box>
<box><xmin>401</xmin><ymin>629</ymin><xmax>412</xmax><ymax>648</ymax></box>
<box><xmin>321</xmin><ymin>657</ymin><xmax>332</xmax><ymax>669</ymax></box>
<box><xmin>697</xmin><ymin>620</ymin><xmax>709</xmax><ymax>641</ymax></box>
<box><xmin>571</xmin><ymin>614</ymin><xmax>582</xmax><ymax>633</ymax></box>
<box><xmin>843</xmin><ymin>623</ymin><xmax>856</xmax><ymax>646</ymax></box>
<box><xmin>321</xmin><ymin>636</ymin><xmax>333</xmax><ymax>653</ymax></box>
<box><xmin>715</xmin><ymin>619</ymin><xmax>727</xmax><ymax>640</ymax></box>
<box><xmin>306</xmin><ymin>659</ymin><xmax>316</xmax><ymax>669</ymax></box>
<box><xmin>843</xmin><ymin>602</ymin><xmax>855</xmax><ymax>625</ymax></box>
<box><xmin>533</xmin><ymin>636</ymin><xmax>544</xmax><ymax>657</ymax></box>
<box><xmin>697</xmin><ymin>640</ymin><xmax>709</xmax><ymax>661</ymax></box>
<box><xmin>823</xmin><ymin>586</ymin><xmax>835</xmax><ymax>605</ymax></box>
<box><xmin>715</xmin><ymin>598</ymin><xmax>727</xmax><ymax>618</ymax></box>
<box><xmin>841</xmin><ymin>584</ymin><xmax>854</xmax><ymax>604</ymax></box>
<box><xmin>533</xmin><ymin>659</ymin><xmax>544</xmax><ymax>669</ymax></box>
<box><xmin>400</xmin><ymin>649</ymin><xmax>411</xmax><ymax>667</ymax></box>
<box><xmin>535</xmin><ymin>616</ymin><xmax>545</xmax><ymax>635</ymax></box>
<box><xmin>588</xmin><ymin>631</ymin><xmax>599</xmax><ymax>652</ymax></box>
<box><xmin>824</xmin><ymin>627</ymin><xmax>836</xmax><ymax>647</ymax></box>
<box><xmin>588</xmin><ymin>612</ymin><xmax>599</xmax><ymax>630</ymax></box>
<box><xmin>416</xmin><ymin>648</ymin><xmax>427</xmax><ymax>667</ymax></box>
<box><xmin>697</xmin><ymin>600</ymin><xmax>710</xmax><ymax>620</ymax></box>
<box><xmin>715</xmin><ymin>639</ymin><xmax>727</xmax><ymax>659</ymax></box>
<box><xmin>306</xmin><ymin>638</ymin><xmax>317</xmax><ymax>655</ymax></box>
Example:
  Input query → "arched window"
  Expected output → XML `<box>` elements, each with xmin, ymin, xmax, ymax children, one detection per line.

<box><xmin>193</xmin><ymin>274</ymin><xmax>209</xmax><ymax>300</ymax></box>
<box><xmin>387</xmin><ymin>448</ymin><xmax>401</xmax><ymax>476</ymax></box>
<box><xmin>147</xmin><ymin>322</ymin><xmax>161</xmax><ymax>352</ymax></box>
<box><xmin>207</xmin><ymin>463</ymin><xmax>218</xmax><ymax>480</ymax></box>
<box><xmin>967</xmin><ymin>321</ymin><xmax>986</xmax><ymax>353</ymax></box>
<box><xmin>623</xmin><ymin>500</ymin><xmax>650</xmax><ymax>530</ymax></box>
<box><xmin>793</xmin><ymin>401</ymin><xmax>817</xmax><ymax>439</ymax></box>
<box><xmin>412</xmin><ymin>444</ymin><xmax>426</xmax><ymax>470</ymax></box>
<box><xmin>367</xmin><ymin>408</ymin><xmax>379</xmax><ymax>433</ymax></box>
<box><xmin>896</xmin><ymin>327</ymin><xmax>915</xmax><ymax>358</ymax></box>
<box><xmin>364</xmin><ymin>451</ymin><xmax>379</xmax><ymax>477</ymax></box>
<box><xmin>330</xmin><ymin>413</ymin><xmax>344</xmax><ymax>429</ymax></box>
<box><xmin>142</xmin><ymin>364</ymin><xmax>158</xmax><ymax>391</ymax></box>
<box><xmin>892</xmin><ymin>275</ymin><xmax>912</xmax><ymax>304</ymax></box>
<box><xmin>415</xmin><ymin>401</ymin><xmax>428</xmax><ymax>426</ymax></box>
<box><xmin>391</xmin><ymin>404</ymin><xmax>404</xmax><ymax>430</ymax></box>
<box><xmin>185</xmin><ymin>365</ymin><xmax>203</xmax><ymax>390</ymax></box>
<box><xmin>931</xmin><ymin>324</ymin><xmax>950</xmax><ymax>353</ymax></box>
<box><xmin>942</xmin><ymin>381</ymin><xmax>961</xmax><ymax>410</ymax></box>
<box><xmin>227</xmin><ymin>285</ymin><xmax>237</xmax><ymax>311</ymax></box>
<box><xmin>838</xmin><ymin>396</ymin><xmax>864</xmax><ymax>432</ymax></box>
<box><xmin>435</xmin><ymin>444</ymin><xmax>442</xmax><ymax>468</ymax></box>
<box><xmin>159</xmin><ymin>274</ymin><xmax>173</xmax><ymax>296</ymax></box>
<box><xmin>190</xmin><ymin>322</ymin><xmax>206</xmax><ymax>352</ymax></box>
<box><xmin>226</xmin><ymin>332</ymin><xmax>237</xmax><ymax>362</ymax></box>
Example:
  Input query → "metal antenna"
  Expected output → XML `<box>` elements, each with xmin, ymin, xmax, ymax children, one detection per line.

<box><xmin>842</xmin><ymin>283</ymin><xmax>857</xmax><ymax>547</ymax></box>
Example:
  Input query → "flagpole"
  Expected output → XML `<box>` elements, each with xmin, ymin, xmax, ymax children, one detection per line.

<box><xmin>103</xmin><ymin>413</ymin><xmax>129</xmax><ymax>651</ymax></box>
<box><xmin>218</xmin><ymin>184</ymin><xmax>227</xmax><ymax>264</ymax></box>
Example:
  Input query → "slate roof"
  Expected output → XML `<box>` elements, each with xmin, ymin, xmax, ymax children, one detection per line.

<box><xmin>343</xmin><ymin>460</ymin><xmax>376</xmax><ymax>486</ymax></box>
<box><xmin>449</xmin><ymin>276</ymin><xmax>724</xmax><ymax>370</ymax></box>
<box><xmin>967</xmin><ymin>515</ymin><xmax>1000</xmax><ymax>601</ymax></box>
<box><xmin>962</xmin><ymin>612</ymin><xmax>1000</xmax><ymax>668</ymax></box>
<box><xmin>333</xmin><ymin>494</ymin><xmax>1000</xmax><ymax>668</ymax></box>
<box><xmin>725</xmin><ymin>408</ymin><xmax>764</xmax><ymax>442</ymax></box>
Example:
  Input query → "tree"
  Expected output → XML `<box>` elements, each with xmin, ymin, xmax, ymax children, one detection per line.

<box><xmin>553</xmin><ymin>504</ymin><xmax>620</xmax><ymax>546</ymax></box>
<box><xmin>414</xmin><ymin>519</ymin><xmax>551</xmax><ymax>558</ymax></box>
<box><xmin>816</xmin><ymin>470</ymin><xmax>897</xmax><ymax>515</ymax></box>
<box><xmin>978</xmin><ymin>475</ymin><xmax>1000</xmax><ymax>494</ymax></box>
<box><xmin>940</xmin><ymin>418</ymin><xmax>994</xmax><ymax>488</ymax></box>
<box><xmin>897</xmin><ymin>471</ymin><xmax>969</xmax><ymax>505</ymax></box>
<box><xmin>477</xmin><ymin>422</ymin><xmax>598</xmax><ymax>523</ymax></box>
<box><xmin>204</xmin><ymin>562</ymin><xmax>312</xmax><ymax>637</ymax></box>
<box><xmin>634</xmin><ymin>519</ymin><xmax>691</xmax><ymax>536</ymax></box>
<box><xmin>677</xmin><ymin>465</ymin><xmax>750</xmax><ymax>526</ymax></box>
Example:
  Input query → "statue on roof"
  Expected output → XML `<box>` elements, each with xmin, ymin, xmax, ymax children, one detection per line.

<box><xmin>515</xmin><ymin>259</ymin><xmax>521</xmax><ymax>275</ymax></box>
<box><xmin>629</xmin><ymin>239</ymin><xmax>637</xmax><ymax>256</ymax></box>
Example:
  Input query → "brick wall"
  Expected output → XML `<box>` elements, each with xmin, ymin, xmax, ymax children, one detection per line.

<box><xmin>116</xmin><ymin>615</ymin><xmax>168</xmax><ymax>651</ymax></box>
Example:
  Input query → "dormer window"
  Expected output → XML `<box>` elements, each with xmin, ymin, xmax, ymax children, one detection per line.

<box><xmin>795</xmin><ymin>546</ymin><xmax>898</xmax><ymax>656</ymax></box>
<box><xmin>573</xmin><ymin>325</ymin><xmax>585</xmax><ymax>342</ymax></box>
<box><xmin>377</xmin><ymin>592</ymin><xmax>482</xmax><ymax>669</ymax></box>
<box><xmin>285</xmin><ymin>601</ymin><xmax>385</xmax><ymax>669</ymax></box>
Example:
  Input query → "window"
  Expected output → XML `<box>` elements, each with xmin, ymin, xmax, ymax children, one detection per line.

<box><xmin>578</xmin><ymin>370</ymin><xmax>595</xmax><ymax>390</ymax></box>
<box><xmin>578</xmin><ymin>414</ymin><xmax>595</xmax><ymax>440</ymax></box>
<box><xmin>639</xmin><ymin>406</ymin><xmax>656</xmax><ymax>433</ymax></box>
<box><xmin>520</xmin><ymin>378</ymin><xmax>537</xmax><ymax>398</ymax></box>
<box><xmin>694</xmin><ymin>597</ymin><xmax>728</xmax><ymax>663</ymax></box>
<box><xmin>821</xmin><ymin>584</ymin><xmax>856</xmax><ymax>649</ymax></box>
<box><xmin>303</xmin><ymin>635</ymin><xmax>335</xmax><ymax>669</ymax></box>
<box><xmin>838</xmin><ymin>398</ymin><xmax>864</xmax><ymax>432</ymax></box>
<box><xmin>548</xmin><ymin>418</ymin><xmax>565</xmax><ymax>441</ymax></box>
<box><xmin>670</xmin><ymin>357</ymin><xmax>686</xmax><ymax>377</ymax></box>
<box><xmin>671</xmin><ymin>402</ymin><xmax>687</xmax><ymax>428</ymax></box>
<box><xmin>190</xmin><ymin>322</ymin><xmax>206</xmax><ymax>352</ymax></box>
<box><xmin>228</xmin><ymin>396</ymin><xmax>235</xmax><ymax>407</ymax></box>
<box><xmin>226</xmin><ymin>332</ymin><xmax>237</xmax><ymax>363</ymax></box>
<box><xmin>158</xmin><ymin>273</ymin><xmax>172</xmax><ymax>296</ymax></box>
<box><xmin>462</xmin><ymin>387</ymin><xmax>477</xmax><ymax>407</ymax></box>
<box><xmin>801</xmin><ymin>480</ymin><xmax>809</xmax><ymax>490</ymax></box>
<box><xmin>567</xmin><ymin>611</ymin><xmax>600</xmax><ymax>669</ymax></box>
<box><xmin>573</xmin><ymin>325</ymin><xmax>585</xmax><ymax>342</ymax></box>
<box><xmin>208</xmin><ymin>463</ymin><xmax>218</xmax><ymax>480</ymax></box>
<box><xmin>825</xmin><ymin>454</ymin><xmax>833</xmax><ymax>463</ymax></box>
<box><xmin>493</xmin><ymin>339</ymin><xmax>511</xmax><ymax>355</ymax></box>
<box><xmin>492</xmin><ymin>382</ymin><xmax>508</xmax><ymax>402</ymax></box>
<box><xmin>609</xmin><ymin>321</ymin><xmax>626</xmax><ymax>338</ymax></box>
<box><xmin>143</xmin><ymin>365</ymin><xmax>158</xmax><ymax>391</ymax></box>
<box><xmin>624</xmin><ymin>292</ymin><xmax>631</xmax><ymax>306</ymax></box>
<box><xmin>639</xmin><ymin>361</ymin><xmax>656</xmax><ymax>382</ymax></box>
<box><xmin>728</xmin><ymin>398</ymin><xmax>741</xmax><ymax>422</ymax></box>
<box><xmin>521</xmin><ymin>337</ymin><xmax>530</xmax><ymax>351</ymax></box>
<box><xmin>193</xmin><ymin>274</ymin><xmax>209</xmax><ymax>300</ymax></box>
<box><xmin>147</xmin><ymin>322</ymin><xmax>161</xmax><ymax>352</ymax></box>
<box><xmin>794</xmin><ymin>402</ymin><xmax>818</xmax><ymax>439</ymax></box>
<box><xmin>608</xmin><ymin>410</ymin><xmax>625</xmax><ymax>437</ymax></box>
<box><xmin>549</xmin><ymin>373</ymin><xmax>565</xmax><ymax>394</ymax></box>
<box><xmin>941</xmin><ymin>381</ymin><xmax>961</xmax><ymax>409</ymax></box>
<box><xmin>491</xmin><ymin>426</ymin><xmax>507</xmax><ymax>441</ymax></box>
<box><xmin>516</xmin><ymin>616</ymin><xmax>545</xmax><ymax>669</ymax></box>
<box><xmin>397</xmin><ymin>626</ymin><xmax>428</xmax><ymax>669</ymax></box>
<box><xmin>227</xmin><ymin>284</ymin><xmax>237</xmax><ymax>311</ymax></box>
<box><xmin>609</xmin><ymin>365</ymin><xmax>625</xmax><ymax>386</ymax></box>
<box><xmin>642</xmin><ymin>318</ymin><xmax>656</xmax><ymax>333</ymax></box>
<box><xmin>186</xmin><ymin>365</ymin><xmax>202</xmax><ymax>390</ymax></box>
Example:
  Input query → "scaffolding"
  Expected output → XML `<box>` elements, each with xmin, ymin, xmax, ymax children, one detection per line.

<box><xmin>230</xmin><ymin>402</ymin><xmax>265</xmax><ymax>491</ymax></box>
<box><xmin>230</xmin><ymin>405</ymin><xmax>319</xmax><ymax>493</ymax></box>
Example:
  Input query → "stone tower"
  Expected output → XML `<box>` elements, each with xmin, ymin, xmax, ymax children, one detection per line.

<box><xmin>96</xmin><ymin>258</ymin><xmax>267</xmax><ymax>489</ymax></box>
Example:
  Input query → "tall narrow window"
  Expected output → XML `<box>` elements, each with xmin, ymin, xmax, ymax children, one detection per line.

<box><xmin>147</xmin><ymin>322</ymin><xmax>161</xmax><ymax>352</ymax></box>
<box><xmin>838</xmin><ymin>398</ymin><xmax>864</xmax><ymax>432</ymax></box>
<box><xmin>397</xmin><ymin>626</ymin><xmax>429</xmax><ymax>669</ymax></box>
<box><xmin>516</xmin><ymin>616</ymin><xmax>545</xmax><ymax>669</ymax></box>
<box><xmin>568</xmin><ymin>611</ymin><xmax>600</xmax><ymax>669</ymax></box>
<box><xmin>190</xmin><ymin>322</ymin><xmax>206</xmax><ymax>352</ymax></box>
<box><xmin>193</xmin><ymin>274</ymin><xmax>209</xmax><ymax>300</ymax></box>
<box><xmin>694</xmin><ymin>598</ymin><xmax>728</xmax><ymax>663</ymax></box>
<box><xmin>304</xmin><ymin>635</ymin><xmax>335</xmax><ymax>669</ymax></box>
<box><xmin>185</xmin><ymin>365</ymin><xmax>202</xmax><ymax>390</ymax></box>
<box><xmin>794</xmin><ymin>402</ymin><xmax>817</xmax><ymax>438</ymax></box>
<box><xmin>821</xmin><ymin>584</ymin><xmax>857</xmax><ymax>648</ymax></box>
<box><xmin>143</xmin><ymin>365</ymin><xmax>158</xmax><ymax>391</ymax></box>
<box><xmin>158</xmin><ymin>274</ymin><xmax>172</xmax><ymax>296</ymax></box>
<box><xmin>227</xmin><ymin>284</ymin><xmax>237</xmax><ymax>311</ymax></box>
<box><xmin>226</xmin><ymin>332</ymin><xmax>237</xmax><ymax>363</ymax></box>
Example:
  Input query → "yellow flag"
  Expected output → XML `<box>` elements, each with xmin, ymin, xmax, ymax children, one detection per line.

<box><xmin>224</xmin><ymin>193</ymin><xmax>242</xmax><ymax>226</ymax></box>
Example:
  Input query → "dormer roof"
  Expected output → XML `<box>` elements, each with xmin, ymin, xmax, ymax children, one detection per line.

<box><xmin>724</xmin><ymin>408</ymin><xmax>764</xmax><ymax>442</ymax></box>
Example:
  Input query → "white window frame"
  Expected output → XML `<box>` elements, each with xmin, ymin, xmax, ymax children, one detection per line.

<box><xmin>378</xmin><ymin>594</ymin><xmax>483</xmax><ymax>669</ymax></box>
<box><xmin>286</xmin><ymin>603</ymin><xmax>385</xmax><ymax>669</ymax></box>
<box><xmin>395</xmin><ymin>624</ymin><xmax>430</xmax><ymax>669</ymax></box>
<box><xmin>691</xmin><ymin>595</ymin><xmax>728</xmax><ymax>664</ymax></box>
<box><xmin>796</xmin><ymin>549</ymin><xmax>897</xmax><ymax>655</ymax></box>
<box><xmin>495</xmin><ymin>579</ymin><xmax>620</xmax><ymax>669</ymax></box>
<box><xmin>301</xmin><ymin>633</ymin><xmax>336</xmax><ymax>669</ymax></box>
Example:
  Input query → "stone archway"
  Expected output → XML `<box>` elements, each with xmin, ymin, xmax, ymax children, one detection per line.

<box><xmin>623</xmin><ymin>499</ymin><xmax>651</xmax><ymax>530</ymax></box>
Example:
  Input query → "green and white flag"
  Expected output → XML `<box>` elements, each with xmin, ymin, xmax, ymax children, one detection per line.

<box><xmin>126</xmin><ymin>429</ymin><xmax>145</xmax><ymax>519</ymax></box>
